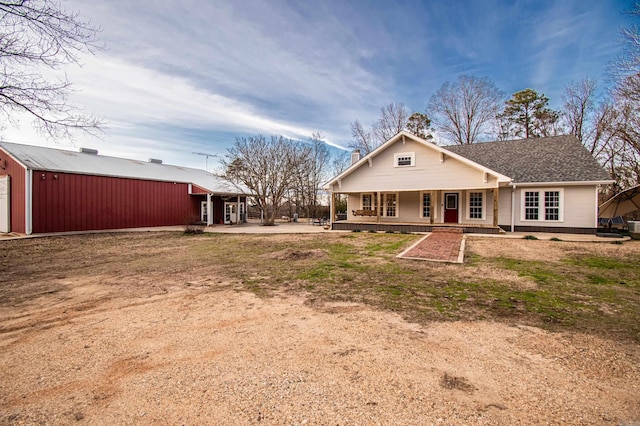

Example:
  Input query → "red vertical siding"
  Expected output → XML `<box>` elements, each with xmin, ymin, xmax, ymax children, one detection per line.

<box><xmin>0</xmin><ymin>147</ymin><xmax>27</xmax><ymax>233</ymax></box>
<box><xmin>31</xmin><ymin>172</ymin><xmax>201</xmax><ymax>233</ymax></box>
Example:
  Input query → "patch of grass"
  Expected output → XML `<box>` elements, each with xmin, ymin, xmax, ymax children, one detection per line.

<box><xmin>365</xmin><ymin>235</ymin><xmax>415</xmax><ymax>255</ymax></box>
<box><xmin>377</xmin><ymin>285</ymin><xmax>403</xmax><ymax>296</ymax></box>
<box><xmin>204</xmin><ymin>235</ymin><xmax>639</xmax><ymax>341</ymax></box>
<box><xmin>566</xmin><ymin>256</ymin><xmax>628</xmax><ymax>269</ymax></box>
<box><xmin>550</xmin><ymin>237</ymin><xmax>562</xmax><ymax>242</ymax></box>
<box><xmin>4</xmin><ymin>232</ymin><xmax>639</xmax><ymax>343</ymax></box>
<box><xmin>523</xmin><ymin>235</ymin><xmax>538</xmax><ymax>240</ymax></box>
<box><xmin>495</xmin><ymin>257</ymin><xmax>564</xmax><ymax>284</ymax></box>
<box><xmin>588</xmin><ymin>275</ymin><xmax>609</xmax><ymax>285</ymax></box>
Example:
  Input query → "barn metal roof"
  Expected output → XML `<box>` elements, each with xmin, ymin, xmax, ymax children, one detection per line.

<box><xmin>0</xmin><ymin>141</ymin><xmax>247</xmax><ymax>195</ymax></box>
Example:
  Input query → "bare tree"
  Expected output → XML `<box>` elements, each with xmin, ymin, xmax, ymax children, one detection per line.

<box><xmin>289</xmin><ymin>132</ymin><xmax>330</xmax><ymax>218</ymax></box>
<box><xmin>594</xmin><ymin>74</ymin><xmax>640</xmax><ymax>192</ymax></box>
<box><xmin>603</xmin><ymin>3</ymin><xmax>640</xmax><ymax>190</ymax></box>
<box><xmin>428</xmin><ymin>75</ymin><xmax>504</xmax><ymax>144</ymax></box>
<box><xmin>330</xmin><ymin>150</ymin><xmax>351</xmax><ymax>176</ymax></box>
<box><xmin>371</xmin><ymin>102</ymin><xmax>409</xmax><ymax>143</ymax></box>
<box><xmin>562</xmin><ymin>78</ymin><xmax>598</xmax><ymax>144</ymax></box>
<box><xmin>222</xmin><ymin>135</ymin><xmax>310</xmax><ymax>226</ymax></box>
<box><xmin>561</xmin><ymin>78</ymin><xmax>620</xmax><ymax>164</ymax></box>
<box><xmin>348</xmin><ymin>102</ymin><xmax>413</xmax><ymax>154</ymax></box>
<box><xmin>589</xmin><ymin>102</ymin><xmax>620</xmax><ymax>158</ymax></box>
<box><xmin>614</xmin><ymin>74</ymin><xmax>640</xmax><ymax>159</ymax></box>
<box><xmin>349</xmin><ymin>119</ymin><xmax>376</xmax><ymax>156</ymax></box>
<box><xmin>0</xmin><ymin>0</ymin><xmax>102</xmax><ymax>139</ymax></box>
<box><xmin>610</xmin><ymin>2</ymin><xmax>640</xmax><ymax>78</ymax></box>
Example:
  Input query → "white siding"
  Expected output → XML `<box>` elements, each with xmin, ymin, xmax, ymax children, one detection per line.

<box><xmin>512</xmin><ymin>185</ymin><xmax>598</xmax><ymax>228</ymax></box>
<box><xmin>337</xmin><ymin>139</ymin><xmax>498</xmax><ymax>192</ymax></box>
<box><xmin>563</xmin><ymin>186</ymin><xmax>600</xmax><ymax>228</ymax></box>
<box><xmin>498</xmin><ymin>188</ymin><xmax>513</xmax><ymax>228</ymax></box>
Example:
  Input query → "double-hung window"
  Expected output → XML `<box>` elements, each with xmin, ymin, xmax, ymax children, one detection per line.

<box><xmin>522</xmin><ymin>189</ymin><xmax>562</xmax><ymax>222</ymax></box>
<box><xmin>524</xmin><ymin>191</ymin><xmax>539</xmax><ymax>220</ymax></box>
<box><xmin>545</xmin><ymin>191</ymin><xmax>560</xmax><ymax>221</ymax></box>
<box><xmin>384</xmin><ymin>193</ymin><xmax>397</xmax><ymax>217</ymax></box>
<box><xmin>422</xmin><ymin>192</ymin><xmax>431</xmax><ymax>218</ymax></box>
<box><xmin>362</xmin><ymin>194</ymin><xmax>373</xmax><ymax>210</ymax></box>
<box><xmin>468</xmin><ymin>191</ymin><xmax>483</xmax><ymax>219</ymax></box>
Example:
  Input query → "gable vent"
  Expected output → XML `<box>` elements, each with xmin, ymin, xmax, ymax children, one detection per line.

<box><xmin>148</xmin><ymin>158</ymin><xmax>163</xmax><ymax>164</ymax></box>
<box><xmin>79</xmin><ymin>147</ymin><xmax>98</xmax><ymax>155</ymax></box>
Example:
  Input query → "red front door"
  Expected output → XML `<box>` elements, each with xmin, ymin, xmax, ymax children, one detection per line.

<box><xmin>444</xmin><ymin>193</ymin><xmax>458</xmax><ymax>223</ymax></box>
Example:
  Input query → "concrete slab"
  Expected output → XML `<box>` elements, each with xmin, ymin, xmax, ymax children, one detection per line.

<box><xmin>0</xmin><ymin>220</ymin><xmax>334</xmax><ymax>240</ymax></box>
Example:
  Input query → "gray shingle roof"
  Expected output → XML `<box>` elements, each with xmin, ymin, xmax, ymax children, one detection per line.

<box><xmin>443</xmin><ymin>135</ymin><xmax>611</xmax><ymax>183</ymax></box>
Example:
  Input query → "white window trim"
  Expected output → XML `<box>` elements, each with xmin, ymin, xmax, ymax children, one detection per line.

<box><xmin>200</xmin><ymin>200</ymin><xmax>208</xmax><ymax>223</ymax></box>
<box><xmin>381</xmin><ymin>192</ymin><xmax>399</xmax><ymax>217</ymax></box>
<box><xmin>361</xmin><ymin>193</ymin><xmax>375</xmax><ymax>210</ymax></box>
<box><xmin>394</xmin><ymin>152</ymin><xmax>415</xmax><ymax>167</ymax></box>
<box><xmin>466</xmin><ymin>189</ymin><xmax>486</xmax><ymax>221</ymax></box>
<box><xmin>441</xmin><ymin>192</ymin><xmax>460</xmax><ymax>223</ymax></box>
<box><xmin>520</xmin><ymin>188</ymin><xmax>564</xmax><ymax>222</ymax></box>
<box><xmin>420</xmin><ymin>191</ymin><xmax>433</xmax><ymax>219</ymax></box>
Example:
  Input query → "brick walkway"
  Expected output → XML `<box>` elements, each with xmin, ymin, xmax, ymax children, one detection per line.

<box><xmin>398</xmin><ymin>228</ymin><xmax>465</xmax><ymax>263</ymax></box>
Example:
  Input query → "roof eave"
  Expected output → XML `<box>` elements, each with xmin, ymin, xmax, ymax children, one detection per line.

<box><xmin>510</xmin><ymin>180</ymin><xmax>615</xmax><ymax>187</ymax></box>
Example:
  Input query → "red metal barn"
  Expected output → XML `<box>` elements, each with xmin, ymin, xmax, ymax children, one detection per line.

<box><xmin>0</xmin><ymin>142</ymin><xmax>247</xmax><ymax>234</ymax></box>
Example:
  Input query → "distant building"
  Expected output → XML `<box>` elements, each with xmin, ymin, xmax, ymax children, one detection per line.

<box><xmin>0</xmin><ymin>142</ymin><xmax>247</xmax><ymax>234</ymax></box>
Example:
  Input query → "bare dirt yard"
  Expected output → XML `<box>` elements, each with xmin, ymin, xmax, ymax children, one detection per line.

<box><xmin>1</xmin><ymin>232</ymin><xmax>639</xmax><ymax>425</ymax></box>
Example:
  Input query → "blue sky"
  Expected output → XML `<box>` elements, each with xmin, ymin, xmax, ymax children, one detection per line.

<box><xmin>2</xmin><ymin>0</ymin><xmax>634</xmax><ymax>170</ymax></box>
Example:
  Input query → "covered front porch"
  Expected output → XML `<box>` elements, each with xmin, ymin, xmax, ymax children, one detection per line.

<box><xmin>190</xmin><ymin>189</ymin><xmax>247</xmax><ymax>226</ymax></box>
<box><xmin>329</xmin><ymin>188</ymin><xmax>503</xmax><ymax>234</ymax></box>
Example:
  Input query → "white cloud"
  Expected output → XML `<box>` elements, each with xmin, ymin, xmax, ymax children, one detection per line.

<box><xmin>70</xmin><ymin>55</ymin><xmax>318</xmax><ymax>135</ymax></box>
<box><xmin>71</xmin><ymin>0</ymin><xmax>390</xmax><ymax>127</ymax></box>
<box><xmin>4</xmin><ymin>0</ymin><xmax>625</xmax><ymax>166</ymax></box>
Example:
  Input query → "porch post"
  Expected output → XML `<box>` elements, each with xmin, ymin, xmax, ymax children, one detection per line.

<box><xmin>207</xmin><ymin>193</ymin><xmax>213</xmax><ymax>226</ymax></box>
<box><xmin>236</xmin><ymin>195</ymin><xmax>240</xmax><ymax>224</ymax></box>
<box><xmin>376</xmin><ymin>192</ymin><xmax>381</xmax><ymax>223</ymax></box>
<box><xmin>511</xmin><ymin>185</ymin><xmax>516</xmax><ymax>232</ymax></box>
<box><xmin>330</xmin><ymin>192</ymin><xmax>336</xmax><ymax>224</ymax></box>
<box><xmin>429</xmin><ymin>191</ymin><xmax>438</xmax><ymax>224</ymax></box>
<box><xmin>493</xmin><ymin>187</ymin><xmax>499</xmax><ymax>227</ymax></box>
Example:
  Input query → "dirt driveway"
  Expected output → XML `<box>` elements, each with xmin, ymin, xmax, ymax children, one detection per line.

<box><xmin>1</xmin><ymin>233</ymin><xmax>639</xmax><ymax>425</ymax></box>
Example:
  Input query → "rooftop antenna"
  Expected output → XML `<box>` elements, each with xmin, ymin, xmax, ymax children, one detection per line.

<box><xmin>192</xmin><ymin>152</ymin><xmax>218</xmax><ymax>173</ymax></box>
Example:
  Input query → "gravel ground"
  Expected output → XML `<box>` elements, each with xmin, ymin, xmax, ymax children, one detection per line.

<box><xmin>1</xmin><ymin>276</ymin><xmax>639</xmax><ymax>425</ymax></box>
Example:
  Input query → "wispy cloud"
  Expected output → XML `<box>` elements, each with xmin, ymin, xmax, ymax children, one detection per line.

<box><xmin>75</xmin><ymin>0</ymin><xmax>393</xmax><ymax>134</ymax></box>
<box><xmin>2</xmin><ymin>0</ymin><xmax>629</xmax><ymax>167</ymax></box>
